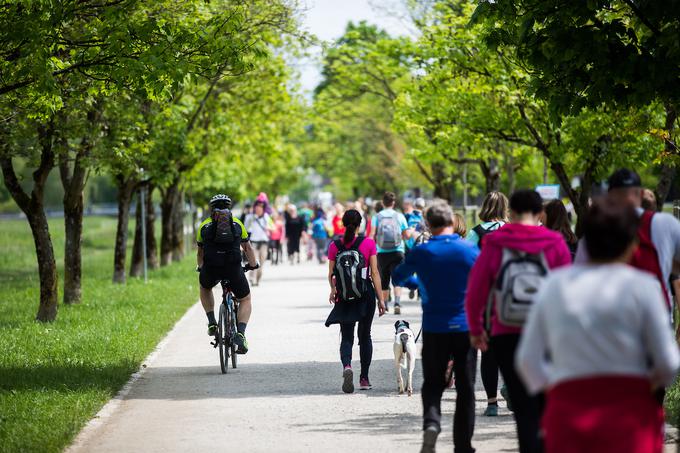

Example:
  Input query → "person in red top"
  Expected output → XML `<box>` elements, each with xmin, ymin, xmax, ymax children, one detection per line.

<box><xmin>268</xmin><ymin>211</ymin><xmax>284</xmax><ymax>265</ymax></box>
<box><xmin>465</xmin><ymin>189</ymin><xmax>571</xmax><ymax>453</ymax></box>
<box><xmin>331</xmin><ymin>202</ymin><xmax>346</xmax><ymax>239</ymax></box>
<box><xmin>576</xmin><ymin>168</ymin><xmax>680</xmax><ymax>309</ymax></box>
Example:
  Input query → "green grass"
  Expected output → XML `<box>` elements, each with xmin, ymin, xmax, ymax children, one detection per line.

<box><xmin>0</xmin><ymin>216</ymin><xmax>197</xmax><ymax>453</ymax></box>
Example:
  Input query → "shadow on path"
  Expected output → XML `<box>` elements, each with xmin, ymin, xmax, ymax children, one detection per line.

<box><xmin>124</xmin><ymin>359</ymin><xmax>421</xmax><ymax>400</ymax></box>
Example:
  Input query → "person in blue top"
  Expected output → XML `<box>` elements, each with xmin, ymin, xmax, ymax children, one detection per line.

<box><xmin>405</xmin><ymin>197</ymin><xmax>427</xmax><ymax>250</ymax></box>
<box><xmin>404</xmin><ymin>198</ymin><xmax>427</xmax><ymax>300</ymax></box>
<box><xmin>393</xmin><ymin>200</ymin><xmax>479</xmax><ymax>453</ymax></box>
<box><xmin>370</xmin><ymin>191</ymin><xmax>413</xmax><ymax>314</ymax></box>
<box><xmin>311</xmin><ymin>208</ymin><xmax>329</xmax><ymax>264</ymax></box>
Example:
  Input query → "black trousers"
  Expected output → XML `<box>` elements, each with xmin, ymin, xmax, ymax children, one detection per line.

<box><xmin>422</xmin><ymin>331</ymin><xmax>476</xmax><ymax>453</ymax></box>
<box><xmin>492</xmin><ymin>334</ymin><xmax>544</xmax><ymax>453</ymax></box>
<box><xmin>480</xmin><ymin>348</ymin><xmax>499</xmax><ymax>400</ymax></box>
<box><xmin>339</xmin><ymin>312</ymin><xmax>374</xmax><ymax>379</ymax></box>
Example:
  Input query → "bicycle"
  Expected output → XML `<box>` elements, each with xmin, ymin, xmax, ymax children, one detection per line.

<box><xmin>210</xmin><ymin>264</ymin><xmax>258</xmax><ymax>374</ymax></box>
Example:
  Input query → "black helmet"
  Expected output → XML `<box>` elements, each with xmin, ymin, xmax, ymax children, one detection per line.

<box><xmin>209</xmin><ymin>194</ymin><xmax>232</xmax><ymax>210</ymax></box>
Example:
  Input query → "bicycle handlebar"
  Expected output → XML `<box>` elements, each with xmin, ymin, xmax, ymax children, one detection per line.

<box><xmin>196</xmin><ymin>262</ymin><xmax>259</xmax><ymax>274</ymax></box>
<box><xmin>243</xmin><ymin>262</ymin><xmax>260</xmax><ymax>272</ymax></box>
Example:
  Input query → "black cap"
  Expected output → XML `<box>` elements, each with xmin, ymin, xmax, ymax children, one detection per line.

<box><xmin>608</xmin><ymin>168</ymin><xmax>641</xmax><ymax>190</ymax></box>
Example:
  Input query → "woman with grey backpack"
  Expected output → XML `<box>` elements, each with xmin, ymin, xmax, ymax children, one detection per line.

<box><xmin>465</xmin><ymin>190</ymin><xmax>571</xmax><ymax>453</ymax></box>
<box><xmin>325</xmin><ymin>209</ymin><xmax>386</xmax><ymax>393</ymax></box>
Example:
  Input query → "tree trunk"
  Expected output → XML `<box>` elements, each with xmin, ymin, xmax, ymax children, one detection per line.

<box><xmin>0</xmin><ymin>121</ymin><xmax>58</xmax><ymax>321</ymax></box>
<box><xmin>146</xmin><ymin>184</ymin><xmax>159</xmax><ymax>269</ymax></box>
<box><xmin>189</xmin><ymin>195</ymin><xmax>198</xmax><ymax>249</ymax></box>
<box><xmin>656</xmin><ymin>165</ymin><xmax>676</xmax><ymax>211</ymax></box>
<box><xmin>59</xmin><ymin>150</ymin><xmax>88</xmax><ymax>304</ymax></box>
<box><xmin>480</xmin><ymin>159</ymin><xmax>501</xmax><ymax>194</ymax></box>
<box><xmin>63</xmin><ymin>193</ymin><xmax>84</xmax><ymax>303</ymax></box>
<box><xmin>113</xmin><ymin>175</ymin><xmax>136</xmax><ymax>283</ymax></box>
<box><xmin>171</xmin><ymin>190</ymin><xmax>184</xmax><ymax>262</ymax></box>
<box><xmin>129</xmin><ymin>193</ymin><xmax>144</xmax><ymax>278</ymax></box>
<box><xmin>160</xmin><ymin>181</ymin><xmax>180</xmax><ymax>266</ymax></box>
<box><xmin>130</xmin><ymin>183</ymin><xmax>159</xmax><ymax>276</ymax></box>
<box><xmin>431</xmin><ymin>162</ymin><xmax>453</xmax><ymax>202</ymax></box>
<box><xmin>504</xmin><ymin>153</ymin><xmax>518</xmax><ymax>194</ymax></box>
<box><xmin>655</xmin><ymin>103</ymin><xmax>678</xmax><ymax>211</ymax></box>
<box><xmin>58</xmin><ymin>106</ymin><xmax>97</xmax><ymax>303</ymax></box>
<box><xmin>542</xmin><ymin>150</ymin><xmax>586</xmax><ymax>235</ymax></box>
<box><xmin>27</xmin><ymin>206</ymin><xmax>59</xmax><ymax>321</ymax></box>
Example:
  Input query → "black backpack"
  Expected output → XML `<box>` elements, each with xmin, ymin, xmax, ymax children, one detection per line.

<box><xmin>473</xmin><ymin>222</ymin><xmax>501</xmax><ymax>250</ymax></box>
<box><xmin>333</xmin><ymin>236</ymin><xmax>368</xmax><ymax>302</ymax></box>
<box><xmin>202</xmin><ymin>209</ymin><xmax>241</xmax><ymax>266</ymax></box>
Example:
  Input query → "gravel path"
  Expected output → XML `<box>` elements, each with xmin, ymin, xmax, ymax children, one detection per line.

<box><xmin>66</xmin><ymin>261</ymin><xmax>677</xmax><ymax>453</ymax></box>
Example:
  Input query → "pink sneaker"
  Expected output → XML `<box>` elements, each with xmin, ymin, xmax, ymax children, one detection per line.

<box><xmin>342</xmin><ymin>366</ymin><xmax>354</xmax><ymax>394</ymax></box>
<box><xmin>359</xmin><ymin>377</ymin><xmax>372</xmax><ymax>390</ymax></box>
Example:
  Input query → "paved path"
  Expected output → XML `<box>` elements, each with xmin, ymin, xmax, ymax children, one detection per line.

<box><xmin>67</xmin><ymin>262</ymin><xmax>676</xmax><ymax>453</ymax></box>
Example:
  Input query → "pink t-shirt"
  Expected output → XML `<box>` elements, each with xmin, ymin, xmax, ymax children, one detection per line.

<box><xmin>270</xmin><ymin>220</ymin><xmax>284</xmax><ymax>241</ymax></box>
<box><xmin>328</xmin><ymin>236</ymin><xmax>377</xmax><ymax>266</ymax></box>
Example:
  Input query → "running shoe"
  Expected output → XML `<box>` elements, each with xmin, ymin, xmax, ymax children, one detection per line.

<box><xmin>207</xmin><ymin>323</ymin><xmax>218</xmax><ymax>336</ymax></box>
<box><xmin>420</xmin><ymin>426</ymin><xmax>439</xmax><ymax>453</ymax></box>
<box><xmin>394</xmin><ymin>305</ymin><xmax>401</xmax><ymax>315</ymax></box>
<box><xmin>234</xmin><ymin>332</ymin><xmax>249</xmax><ymax>354</ymax></box>
<box><xmin>342</xmin><ymin>366</ymin><xmax>354</xmax><ymax>394</ymax></box>
<box><xmin>359</xmin><ymin>377</ymin><xmax>372</xmax><ymax>390</ymax></box>
<box><xmin>483</xmin><ymin>404</ymin><xmax>499</xmax><ymax>417</ymax></box>
<box><xmin>501</xmin><ymin>385</ymin><xmax>513</xmax><ymax>412</ymax></box>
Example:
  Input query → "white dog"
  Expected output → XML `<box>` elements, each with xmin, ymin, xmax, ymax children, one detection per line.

<box><xmin>393</xmin><ymin>320</ymin><xmax>417</xmax><ymax>396</ymax></box>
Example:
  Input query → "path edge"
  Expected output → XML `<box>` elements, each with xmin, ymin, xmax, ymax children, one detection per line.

<box><xmin>65</xmin><ymin>302</ymin><xmax>202</xmax><ymax>453</ymax></box>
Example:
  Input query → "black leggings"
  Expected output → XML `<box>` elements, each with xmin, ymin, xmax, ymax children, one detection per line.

<box><xmin>339</xmin><ymin>315</ymin><xmax>374</xmax><ymax>379</ymax></box>
<box><xmin>421</xmin><ymin>332</ymin><xmax>476</xmax><ymax>453</ymax></box>
<box><xmin>481</xmin><ymin>348</ymin><xmax>499</xmax><ymax>400</ymax></box>
<box><xmin>492</xmin><ymin>334</ymin><xmax>544</xmax><ymax>453</ymax></box>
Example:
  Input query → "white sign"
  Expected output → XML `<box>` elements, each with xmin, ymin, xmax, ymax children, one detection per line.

<box><xmin>536</xmin><ymin>184</ymin><xmax>561</xmax><ymax>200</ymax></box>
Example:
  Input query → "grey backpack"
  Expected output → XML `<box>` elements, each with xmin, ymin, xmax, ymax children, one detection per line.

<box><xmin>488</xmin><ymin>248</ymin><xmax>549</xmax><ymax>328</ymax></box>
<box><xmin>375</xmin><ymin>211</ymin><xmax>401</xmax><ymax>249</ymax></box>
<box><xmin>333</xmin><ymin>237</ymin><xmax>368</xmax><ymax>302</ymax></box>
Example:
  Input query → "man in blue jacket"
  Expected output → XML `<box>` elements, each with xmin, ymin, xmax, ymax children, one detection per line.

<box><xmin>393</xmin><ymin>200</ymin><xmax>479</xmax><ymax>453</ymax></box>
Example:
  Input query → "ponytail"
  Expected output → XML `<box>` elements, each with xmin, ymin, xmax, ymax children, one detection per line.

<box><xmin>341</xmin><ymin>209</ymin><xmax>362</xmax><ymax>244</ymax></box>
<box><xmin>344</xmin><ymin>224</ymin><xmax>358</xmax><ymax>244</ymax></box>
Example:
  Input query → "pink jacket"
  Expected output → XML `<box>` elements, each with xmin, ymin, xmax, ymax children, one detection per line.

<box><xmin>465</xmin><ymin>223</ymin><xmax>572</xmax><ymax>337</ymax></box>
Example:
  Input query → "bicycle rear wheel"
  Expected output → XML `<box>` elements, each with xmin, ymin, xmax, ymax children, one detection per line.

<box><xmin>228</xmin><ymin>305</ymin><xmax>238</xmax><ymax>369</ymax></box>
<box><xmin>218</xmin><ymin>303</ymin><xmax>228</xmax><ymax>374</ymax></box>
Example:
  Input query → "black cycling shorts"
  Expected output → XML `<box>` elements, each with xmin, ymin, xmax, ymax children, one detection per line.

<box><xmin>377</xmin><ymin>251</ymin><xmax>405</xmax><ymax>291</ymax></box>
<box><xmin>199</xmin><ymin>265</ymin><xmax>250</xmax><ymax>299</ymax></box>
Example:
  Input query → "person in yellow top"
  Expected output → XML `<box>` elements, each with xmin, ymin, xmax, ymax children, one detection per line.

<box><xmin>197</xmin><ymin>194</ymin><xmax>258</xmax><ymax>354</ymax></box>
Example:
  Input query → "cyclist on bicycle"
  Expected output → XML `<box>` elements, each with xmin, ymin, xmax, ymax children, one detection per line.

<box><xmin>197</xmin><ymin>194</ymin><xmax>259</xmax><ymax>354</ymax></box>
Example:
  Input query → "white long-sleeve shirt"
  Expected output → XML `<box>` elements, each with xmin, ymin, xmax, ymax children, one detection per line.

<box><xmin>516</xmin><ymin>263</ymin><xmax>680</xmax><ymax>395</ymax></box>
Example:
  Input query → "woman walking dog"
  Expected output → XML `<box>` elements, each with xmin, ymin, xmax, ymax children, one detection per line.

<box><xmin>325</xmin><ymin>209</ymin><xmax>386</xmax><ymax>393</ymax></box>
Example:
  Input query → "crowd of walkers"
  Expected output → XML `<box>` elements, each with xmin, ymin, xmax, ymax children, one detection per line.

<box><xmin>321</xmin><ymin>169</ymin><xmax>680</xmax><ymax>453</ymax></box>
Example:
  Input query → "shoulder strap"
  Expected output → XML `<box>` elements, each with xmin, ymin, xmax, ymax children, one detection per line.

<box><xmin>254</xmin><ymin>216</ymin><xmax>268</xmax><ymax>233</ymax></box>
<box><xmin>334</xmin><ymin>239</ymin><xmax>345</xmax><ymax>252</ymax></box>
<box><xmin>350</xmin><ymin>235</ymin><xmax>365</xmax><ymax>251</ymax></box>
<box><xmin>638</xmin><ymin>210</ymin><xmax>654</xmax><ymax>243</ymax></box>
<box><xmin>473</xmin><ymin>224</ymin><xmax>485</xmax><ymax>236</ymax></box>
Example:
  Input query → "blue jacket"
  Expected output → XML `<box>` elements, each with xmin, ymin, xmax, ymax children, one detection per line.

<box><xmin>393</xmin><ymin>234</ymin><xmax>479</xmax><ymax>333</ymax></box>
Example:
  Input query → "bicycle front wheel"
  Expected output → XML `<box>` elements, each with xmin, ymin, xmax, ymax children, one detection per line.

<box><xmin>218</xmin><ymin>303</ymin><xmax>228</xmax><ymax>374</ymax></box>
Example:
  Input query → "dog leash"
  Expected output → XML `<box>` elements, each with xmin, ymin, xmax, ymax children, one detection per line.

<box><xmin>415</xmin><ymin>327</ymin><xmax>422</xmax><ymax>343</ymax></box>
